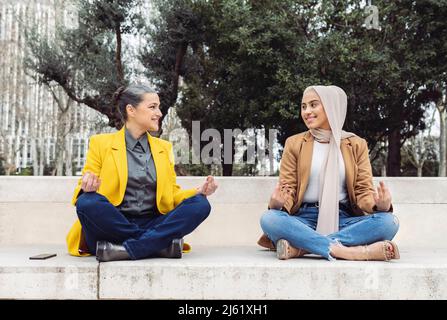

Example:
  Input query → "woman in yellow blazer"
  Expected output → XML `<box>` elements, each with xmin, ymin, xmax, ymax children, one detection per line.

<box><xmin>258</xmin><ymin>85</ymin><xmax>400</xmax><ymax>261</ymax></box>
<box><xmin>67</xmin><ymin>84</ymin><xmax>217</xmax><ymax>261</ymax></box>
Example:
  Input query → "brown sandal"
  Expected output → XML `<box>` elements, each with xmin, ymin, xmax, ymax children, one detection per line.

<box><xmin>276</xmin><ymin>239</ymin><xmax>307</xmax><ymax>260</ymax></box>
<box><xmin>257</xmin><ymin>233</ymin><xmax>276</xmax><ymax>251</ymax></box>
<box><xmin>363</xmin><ymin>240</ymin><xmax>400</xmax><ymax>261</ymax></box>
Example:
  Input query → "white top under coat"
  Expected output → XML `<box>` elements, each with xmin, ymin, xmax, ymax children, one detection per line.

<box><xmin>302</xmin><ymin>140</ymin><xmax>348</xmax><ymax>204</ymax></box>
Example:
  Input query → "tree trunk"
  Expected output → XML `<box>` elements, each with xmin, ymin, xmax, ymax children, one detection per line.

<box><xmin>438</xmin><ymin>104</ymin><xmax>446</xmax><ymax>177</ymax></box>
<box><xmin>115</xmin><ymin>24</ymin><xmax>124</xmax><ymax>83</ymax></box>
<box><xmin>381</xmin><ymin>164</ymin><xmax>387</xmax><ymax>177</ymax></box>
<box><xmin>222</xmin><ymin>163</ymin><xmax>233</xmax><ymax>176</ymax></box>
<box><xmin>417</xmin><ymin>166</ymin><xmax>423</xmax><ymax>177</ymax></box>
<box><xmin>55</xmin><ymin>107</ymin><xmax>69</xmax><ymax>176</ymax></box>
<box><xmin>55</xmin><ymin>123</ymin><xmax>65</xmax><ymax>176</ymax></box>
<box><xmin>64</xmin><ymin>136</ymin><xmax>73</xmax><ymax>176</ymax></box>
<box><xmin>387</xmin><ymin>129</ymin><xmax>401</xmax><ymax>176</ymax></box>
<box><xmin>31</xmin><ymin>138</ymin><xmax>39</xmax><ymax>176</ymax></box>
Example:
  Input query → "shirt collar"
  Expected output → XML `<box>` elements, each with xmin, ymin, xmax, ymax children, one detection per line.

<box><xmin>124</xmin><ymin>127</ymin><xmax>149</xmax><ymax>152</ymax></box>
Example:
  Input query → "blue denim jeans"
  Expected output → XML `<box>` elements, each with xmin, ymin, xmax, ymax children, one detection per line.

<box><xmin>76</xmin><ymin>192</ymin><xmax>211</xmax><ymax>260</ymax></box>
<box><xmin>260</xmin><ymin>205</ymin><xmax>399</xmax><ymax>261</ymax></box>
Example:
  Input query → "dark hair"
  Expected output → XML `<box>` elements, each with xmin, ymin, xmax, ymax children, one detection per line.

<box><xmin>113</xmin><ymin>84</ymin><xmax>157</xmax><ymax>121</ymax></box>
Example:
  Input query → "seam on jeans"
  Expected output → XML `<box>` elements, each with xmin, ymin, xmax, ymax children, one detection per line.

<box><xmin>392</xmin><ymin>214</ymin><xmax>400</xmax><ymax>226</ymax></box>
<box><xmin>123</xmin><ymin>212</ymin><xmax>182</xmax><ymax>259</ymax></box>
<box><xmin>167</xmin><ymin>195</ymin><xmax>192</xmax><ymax>213</ymax></box>
<box><xmin>77</xmin><ymin>209</ymin><xmax>139</xmax><ymax>245</ymax></box>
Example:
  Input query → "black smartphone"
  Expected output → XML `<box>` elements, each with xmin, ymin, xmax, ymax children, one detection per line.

<box><xmin>29</xmin><ymin>253</ymin><xmax>57</xmax><ymax>260</ymax></box>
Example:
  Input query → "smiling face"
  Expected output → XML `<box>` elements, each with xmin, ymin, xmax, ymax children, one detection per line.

<box><xmin>126</xmin><ymin>93</ymin><xmax>162</xmax><ymax>132</ymax></box>
<box><xmin>301</xmin><ymin>89</ymin><xmax>331</xmax><ymax>130</ymax></box>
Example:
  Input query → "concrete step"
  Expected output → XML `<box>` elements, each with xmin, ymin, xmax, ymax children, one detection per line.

<box><xmin>0</xmin><ymin>245</ymin><xmax>98</xmax><ymax>299</ymax></box>
<box><xmin>1</xmin><ymin>245</ymin><xmax>446</xmax><ymax>300</ymax></box>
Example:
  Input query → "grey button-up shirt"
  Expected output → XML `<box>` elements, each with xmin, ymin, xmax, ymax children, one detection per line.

<box><xmin>117</xmin><ymin>128</ymin><xmax>157</xmax><ymax>217</ymax></box>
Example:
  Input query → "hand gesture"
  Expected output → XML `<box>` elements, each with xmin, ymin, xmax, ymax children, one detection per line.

<box><xmin>373</xmin><ymin>181</ymin><xmax>392</xmax><ymax>212</ymax></box>
<box><xmin>196</xmin><ymin>176</ymin><xmax>218</xmax><ymax>196</ymax></box>
<box><xmin>269</xmin><ymin>179</ymin><xmax>292</xmax><ymax>210</ymax></box>
<box><xmin>81</xmin><ymin>171</ymin><xmax>101</xmax><ymax>193</ymax></box>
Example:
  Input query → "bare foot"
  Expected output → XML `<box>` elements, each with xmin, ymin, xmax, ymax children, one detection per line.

<box><xmin>357</xmin><ymin>241</ymin><xmax>399</xmax><ymax>261</ymax></box>
<box><xmin>330</xmin><ymin>241</ymin><xmax>400</xmax><ymax>261</ymax></box>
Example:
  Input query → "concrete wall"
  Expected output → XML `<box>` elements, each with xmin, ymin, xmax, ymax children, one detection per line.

<box><xmin>0</xmin><ymin>176</ymin><xmax>446</xmax><ymax>248</ymax></box>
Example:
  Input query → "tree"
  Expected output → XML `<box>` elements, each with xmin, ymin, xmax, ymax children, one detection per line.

<box><xmin>24</xmin><ymin>0</ymin><xmax>145</xmax><ymax>129</ymax></box>
<box><xmin>146</xmin><ymin>0</ymin><xmax>433</xmax><ymax>176</ymax></box>
<box><xmin>24</xmin><ymin>0</ymin><xmax>445</xmax><ymax>177</ymax></box>
<box><xmin>300</xmin><ymin>0</ymin><xmax>429</xmax><ymax>176</ymax></box>
<box><xmin>47</xmin><ymin>86</ymin><xmax>76</xmax><ymax>176</ymax></box>
<box><xmin>0</xmin><ymin>156</ymin><xmax>5</xmax><ymax>175</ymax></box>
<box><xmin>402</xmin><ymin>107</ymin><xmax>437</xmax><ymax>176</ymax></box>
<box><xmin>144</xmin><ymin>0</ymin><xmax>312</xmax><ymax>175</ymax></box>
<box><xmin>140</xmin><ymin>0</ymin><xmax>207</xmax><ymax>126</ymax></box>
<box><xmin>411</xmin><ymin>1</ymin><xmax>447</xmax><ymax>176</ymax></box>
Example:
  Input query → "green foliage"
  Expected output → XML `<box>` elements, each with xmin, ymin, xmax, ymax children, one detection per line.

<box><xmin>0</xmin><ymin>157</ymin><xmax>5</xmax><ymax>175</ymax></box>
<box><xmin>24</xmin><ymin>0</ymin><xmax>145</xmax><ymax>129</ymax></box>
<box><xmin>145</xmin><ymin>0</ymin><xmax>442</xmax><ymax>175</ymax></box>
<box><xmin>16</xmin><ymin>167</ymin><xmax>33</xmax><ymax>176</ymax></box>
<box><xmin>146</xmin><ymin>0</ymin><xmax>447</xmax><ymax>175</ymax></box>
<box><xmin>26</xmin><ymin>0</ymin><xmax>447</xmax><ymax>175</ymax></box>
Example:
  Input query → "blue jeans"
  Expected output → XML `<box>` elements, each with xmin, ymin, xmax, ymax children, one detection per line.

<box><xmin>260</xmin><ymin>205</ymin><xmax>399</xmax><ymax>261</ymax></box>
<box><xmin>76</xmin><ymin>192</ymin><xmax>211</xmax><ymax>260</ymax></box>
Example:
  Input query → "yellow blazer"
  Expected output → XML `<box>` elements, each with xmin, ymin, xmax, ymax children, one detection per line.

<box><xmin>66</xmin><ymin>127</ymin><xmax>197</xmax><ymax>256</ymax></box>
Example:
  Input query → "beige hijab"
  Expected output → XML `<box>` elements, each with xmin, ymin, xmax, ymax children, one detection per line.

<box><xmin>303</xmin><ymin>85</ymin><xmax>358</xmax><ymax>235</ymax></box>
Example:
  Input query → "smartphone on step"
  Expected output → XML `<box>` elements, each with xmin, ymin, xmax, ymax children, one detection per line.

<box><xmin>29</xmin><ymin>253</ymin><xmax>57</xmax><ymax>260</ymax></box>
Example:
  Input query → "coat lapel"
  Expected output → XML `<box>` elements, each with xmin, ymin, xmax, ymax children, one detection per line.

<box><xmin>111</xmin><ymin>127</ymin><xmax>128</xmax><ymax>200</ymax></box>
<box><xmin>147</xmin><ymin>134</ymin><xmax>165</xmax><ymax>207</ymax></box>
<box><xmin>341</xmin><ymin>138</ymin><xmax>355</xmax><ymax>203</ymax></box>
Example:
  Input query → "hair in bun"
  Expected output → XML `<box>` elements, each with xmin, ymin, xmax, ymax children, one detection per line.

<box><xmin>113</xmin><ymin>84</ymin><xmax>157</xmax><ymax>122</ymax></box>
<box><xmin>112</xmin><ymin>86</ymin><xmax>126</xmax><ymax>104</ymax></box>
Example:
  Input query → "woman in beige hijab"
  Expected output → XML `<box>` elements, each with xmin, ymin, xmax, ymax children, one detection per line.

<box><xmin>258</xmin><ymin>85</ymin><xmax>400</xmax><ymax>261</ymax></box>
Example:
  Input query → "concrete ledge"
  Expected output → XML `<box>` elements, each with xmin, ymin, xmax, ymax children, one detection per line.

<box><xmin>99</xmin><ymin>246</ymin><xmax>447</xmax><ymax>300</ymax></box>
<box><xmin>1</xmin><ymin>245</ymin><xmax>446</xmax><ymax>300</ymax></box>
<box><xmin>0</xmin><ymin>245</ymin><xmax>98</xmax><ymax>299</ymax></box>
<box><xmin>0</xmin><ymin>177</ymin><xmax>446</xmax><ymax>299</ymax></box>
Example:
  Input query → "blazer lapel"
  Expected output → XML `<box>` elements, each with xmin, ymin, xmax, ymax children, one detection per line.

<box><xmin>111</xmin><ymin>127</ymin><xmax>128</xmax><ymax>199</ymax></box>
<box><xmin>148</xmin><ymin>134</ymin><xmax>165</xmax><ymax>207</ymax></box>
<box><xmin>341</xmin><ymin>138</ymin><xmax>355</xmax><ymax>203</ymax></box>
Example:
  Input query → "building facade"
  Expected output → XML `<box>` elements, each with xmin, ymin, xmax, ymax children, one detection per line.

<box><xmin>0</xmin><ymin>0</ymin><xmax>111</xmax><ymax>175</ymax></box>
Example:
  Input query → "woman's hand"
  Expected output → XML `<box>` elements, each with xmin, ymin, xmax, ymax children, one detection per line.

<box><xmin>269</xmin><ymin>179</ymin><xmax>292</xmax><ymax>210</ymax></box>
<box><xmin>81</xmin><ymin>171</ymin><xmax>101</xmax><ymax>193</ymax></box>
<box><xmin>373</xmin><ymin>181</ymin><xmax>392</xmax><ymax>212</ymax></box>
<box><xmin>196</xmin><ymin>176</ymin><xmax>218</xmax><ymax>196</ymax></box>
